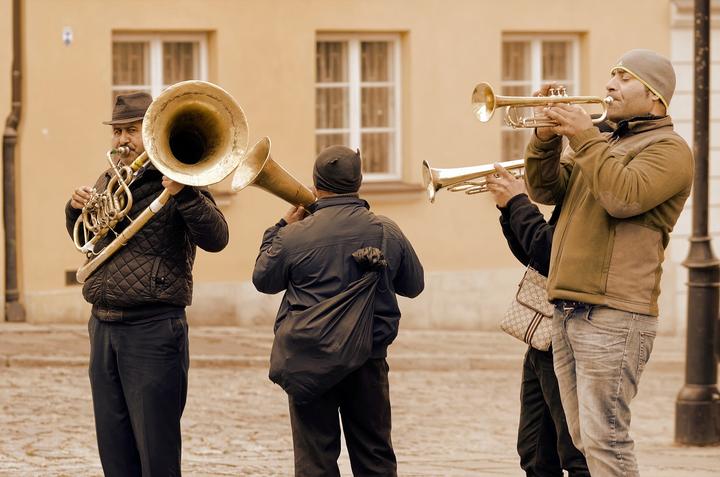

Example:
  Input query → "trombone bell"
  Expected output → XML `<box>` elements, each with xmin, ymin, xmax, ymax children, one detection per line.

<box><xmin>231</xmin><ymin>137</ymin><xmax>316</xmax><ymax>207</ymax></box>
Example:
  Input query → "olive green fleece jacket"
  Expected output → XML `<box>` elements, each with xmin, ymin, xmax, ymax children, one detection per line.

<box><xmin>524</xmin><ymin>116</ymin><xmax>693</xmax><ymax>316</ymax></box>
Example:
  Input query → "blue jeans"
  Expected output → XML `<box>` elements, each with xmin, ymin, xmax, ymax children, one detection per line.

<box><xmin>552</xmin><ymin>304</ymin><xmax>657</xmax><ymax>477</ymax></box>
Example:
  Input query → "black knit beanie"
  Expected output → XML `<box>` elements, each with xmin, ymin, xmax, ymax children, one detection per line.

<box><xmin>313</xmin><ymin>146</ymin><xmax>362</xmax><ymax>194</ymax></box>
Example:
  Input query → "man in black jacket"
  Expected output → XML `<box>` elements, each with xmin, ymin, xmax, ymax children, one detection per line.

<box><xmin>65</xmin><ymin>92</ymin><xmax>229</xmax><ymax>477</ymax></box>
<box><xmin>486</xmin><ymin>165</ymin><xmax>589</xmax><ymax>477</ymax></box>
<box><xmin>253</xmin><ymin>146</ymin><xmax>424</xmax><ymax>477</ymax></box>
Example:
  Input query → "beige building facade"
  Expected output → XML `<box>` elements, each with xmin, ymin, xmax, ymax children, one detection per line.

<box><xmin>0</xmin><ymin>0</ymin><xmax>706</xmax><ymax>334</ymax></box>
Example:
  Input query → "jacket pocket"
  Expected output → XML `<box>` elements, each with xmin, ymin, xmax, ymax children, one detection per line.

<box><xmin>149</xmin><ymin>255</ymin><xmax>164</xmax><ymax>297</ymax></box>
<box><xmin>552</xmin><ymin>194</ymin><xmax>610</xmax><ymax>294</ymax></box>
<box><xmin>637</xmin><ymin>329</ymin><xmax>656</xmax><ymax>375</ymax></box>
<box><xmin>605</xmin><ymin>222</ymin><xmax>661</xmax><ymax>304</ymax></box>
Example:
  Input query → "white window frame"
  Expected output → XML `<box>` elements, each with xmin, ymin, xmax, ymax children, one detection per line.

<box><xmin>500</xmin><ymin>34</ymin><xmax>579</xmax><ymax>161</ymax></box>
<box><xmin>315</xmin><ymin>33</ymin><xmax>402</xmax><ymax>181</ymax></box>
<box><xmin>112</xmin><ymin>33</ymin><xmax>208</xmax><ymax>98</ymax></box>
<box><xmin>501</xmin><ymin>33</ymin><xmax>580</xmax><ymax>95</ymax></box>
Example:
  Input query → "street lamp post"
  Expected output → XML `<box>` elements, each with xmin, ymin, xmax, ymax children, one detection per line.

<box><xmin>675</xmin><ymin>0</ymin><xmax>720</xmax><ymax>446</ymax></box>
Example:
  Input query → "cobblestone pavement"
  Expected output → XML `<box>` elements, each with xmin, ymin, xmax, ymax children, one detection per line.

<box><xmin>0</xmin><ymin>326</ymin><xmax>718</xmax><ymax>476</ymax></box>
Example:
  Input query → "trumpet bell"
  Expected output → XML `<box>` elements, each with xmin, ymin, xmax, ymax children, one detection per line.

<box><xmin>421</xmin><ymin>160</ymin><xmax>439</xmax><ymax>203</ymax></box>
<box><xmin>143</xmin><ymin>80</ymin><xmax>249</xmax><ymax>186</ymax></box>
<box><xmin>232</xmin><ymin>137</ymin><xmax>316</xmax><ymax>207</ymax></box>
<box><xmin>471</xmin><ymin>82</ymin><xmax>496</xmax><ymax>122</ymax></box>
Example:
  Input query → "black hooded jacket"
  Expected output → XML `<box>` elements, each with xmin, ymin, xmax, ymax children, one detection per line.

<box><xmin>252</xmin><ymin>194</ymin><xmax>424</xmax><ymax>358</ymax></box>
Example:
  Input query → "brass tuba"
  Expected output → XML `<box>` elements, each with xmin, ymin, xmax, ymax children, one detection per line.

<box><xmin>231</xmin><ymin>137</ymin><xmax>316</xmax><ymax>207</ymax></box>
<box><xmin>471</xmin><ymin>82</ymin><xmax>613</xmax><ymax>128</ymax></box>
<box><xmin>74</xmin><ymin>80</ymin><xmax>249</xmax><ymax>283</ymax></box>
<box><xmin>422</xmin><ymin>159</ymin><xmax>525</xmax><ymax>203</ymax></box>
<box><xmin>73</xmin><ymin>146</ymin><xmax>141</xmax><ymax>257</ymax></box>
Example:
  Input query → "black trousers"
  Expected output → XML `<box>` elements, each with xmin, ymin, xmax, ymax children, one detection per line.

<box><xmin>518</xmin><ymin>347</ymin><xmax>590</xmax><ymax>477</ymax></box>
<box><xmin>288</xmin><ymin>358</ymin><xmax>397</xmax><ymax>477</ymax></box>
<box><xmin>88</xmin><ymin>314</ymin><xmax>189</xmax><ymax>477</ymax></box>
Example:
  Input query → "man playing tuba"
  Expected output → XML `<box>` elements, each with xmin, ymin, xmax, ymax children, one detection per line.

<box><xmin>65</xmin><ymin>92</ymin><xmax>229</xmax><ymax>476</ymax></box>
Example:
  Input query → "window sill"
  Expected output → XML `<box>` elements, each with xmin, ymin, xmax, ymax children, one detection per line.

<box><xmin>359</xmin><ymin>181</ymin><xmax>427</xmax><ymax>201</ymax></box>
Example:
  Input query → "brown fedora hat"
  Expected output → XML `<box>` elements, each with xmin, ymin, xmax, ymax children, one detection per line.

<box><xmin>103</xmin><ymin>92</ymin><xmax>153</xmax><ymax>125</ymax></box>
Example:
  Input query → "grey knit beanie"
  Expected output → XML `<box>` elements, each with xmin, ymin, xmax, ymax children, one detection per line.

<box><xmin>611</xmin><ymin>49</ymin><xmax>676</xmax><ymax>108</ymax></box>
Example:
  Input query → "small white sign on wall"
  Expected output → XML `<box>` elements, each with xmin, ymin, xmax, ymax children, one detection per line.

<box><xmin>62</xmin><ymin>27</ymin><xmax>73</xmax><ymax>46</ymax></box>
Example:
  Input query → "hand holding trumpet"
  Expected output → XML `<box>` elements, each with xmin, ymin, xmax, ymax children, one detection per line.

<box><xmin>533</xmin><ymin>83</ymin><xmax>594</xmax><ymax>140</ymax></box>
<box><xmin>484</xmin><ymin>163</ymin><xmax>527</xmax><ymax>208</ymax></box>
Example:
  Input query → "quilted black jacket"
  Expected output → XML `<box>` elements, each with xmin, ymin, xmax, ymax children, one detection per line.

<box><xmin>252</xmin><ymin>195</ymin><xmax>424</xmax><ymax>358</ymax></box>
<box><xmin>65</xmin><ymin>165</ymin><xmax>228</xmax><ymax>310</ymax></box>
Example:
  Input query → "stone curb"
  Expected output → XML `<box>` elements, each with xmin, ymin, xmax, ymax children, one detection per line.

<box><xmin>2</xmin><ymin>355</ymin><xmax>88</xmax><ymax>367</ymax></box>
<box><xmin>0</xmin><ymin>353</ymin><xmax>685</xmax><ymax>371</ymax></box>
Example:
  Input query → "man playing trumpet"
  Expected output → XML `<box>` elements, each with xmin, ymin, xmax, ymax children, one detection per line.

<box><xmin>65</xmin><ymin>92</ymin><xmax>229</xmax><ymax>476</ymax></box>
<box><xmin>524</xmin><ymin>49</ymin><xmax>693</xmax><ymax>476</ymax></box>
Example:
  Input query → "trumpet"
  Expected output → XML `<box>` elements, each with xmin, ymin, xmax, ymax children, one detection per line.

<box><xmin>471</xmin><ymin>82</ymin><xmax>613</xmax><ymax>128</ymax></box>
<box><xmin>422</xmin><ymin>159</ymin><xmax>525</xmax><ymax>203</ymax></box>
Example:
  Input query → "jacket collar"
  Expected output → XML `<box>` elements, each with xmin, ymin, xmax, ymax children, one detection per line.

<box><xmin>611</xmin><ymin>115</ymin><xmax>673</xmax><ymax>138</ymax></box>
<box><xmin>307</xmin><ymin>193</ymin><xmax>370</xmax><ymax>213</ymax></box>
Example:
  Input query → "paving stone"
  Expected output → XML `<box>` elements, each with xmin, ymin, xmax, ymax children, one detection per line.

<box><xmin>0</xmin><ymin>324</ymin><xmax>717</xmax><ymax>475</ymax></box>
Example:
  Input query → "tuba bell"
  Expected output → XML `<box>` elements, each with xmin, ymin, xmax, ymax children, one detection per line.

<box><xmin>422</xmin><ymin>159</ymin><xmax>525</xmax><ymax>203</ymax></box>
<box><xmin>74</xmin><ymin>80</ymin><xmax>249</xmax><ymax>283</ymax></box>
<box><xmin>231</xmin><ymin>137</ymin><xmax>316</xmax><ymax>207</ymax></box>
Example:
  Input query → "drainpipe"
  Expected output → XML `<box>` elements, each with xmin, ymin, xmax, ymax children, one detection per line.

<box><xmin>2</xmin><ymin>0</ymin><xmax>25</xmax><ymax>322</ymax></box>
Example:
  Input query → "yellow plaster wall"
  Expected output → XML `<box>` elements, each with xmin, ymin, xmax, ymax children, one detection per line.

<box><xmin>0</xmin><ymin>0</ymin><xmax>673</xmax><ymax>320</ymax></box>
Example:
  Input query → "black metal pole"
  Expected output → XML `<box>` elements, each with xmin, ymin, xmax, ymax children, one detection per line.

<box><xmin>2</xmin><ymin>0</ymin><xmax>25</xmax><ymax>322</ymax></box>
<box><xmin>675</xmin><ymin>0</ymin><xmax>720</xmax><ymax>446</ymax></box>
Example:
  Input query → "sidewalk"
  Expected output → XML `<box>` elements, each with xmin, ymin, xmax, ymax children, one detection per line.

<box><xmin>0</xmin><ymin>322</ymin><xmax>688</xmax><ymax>371</ymax></box>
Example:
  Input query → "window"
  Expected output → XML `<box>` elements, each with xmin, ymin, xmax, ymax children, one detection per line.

<box><xmin>112</xmin><ymin>33</ymin><xmax>208</xmax><ymax>104</ymax></box>
<box><xmin>500</xmin><ymin>35</ymin><xmax>579</xmax><ymax>162</ymax></box>
<box><xmin>316</xmin><ymin>34</ymin><xmax>402</xmax><ymax>180</ymax></box>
